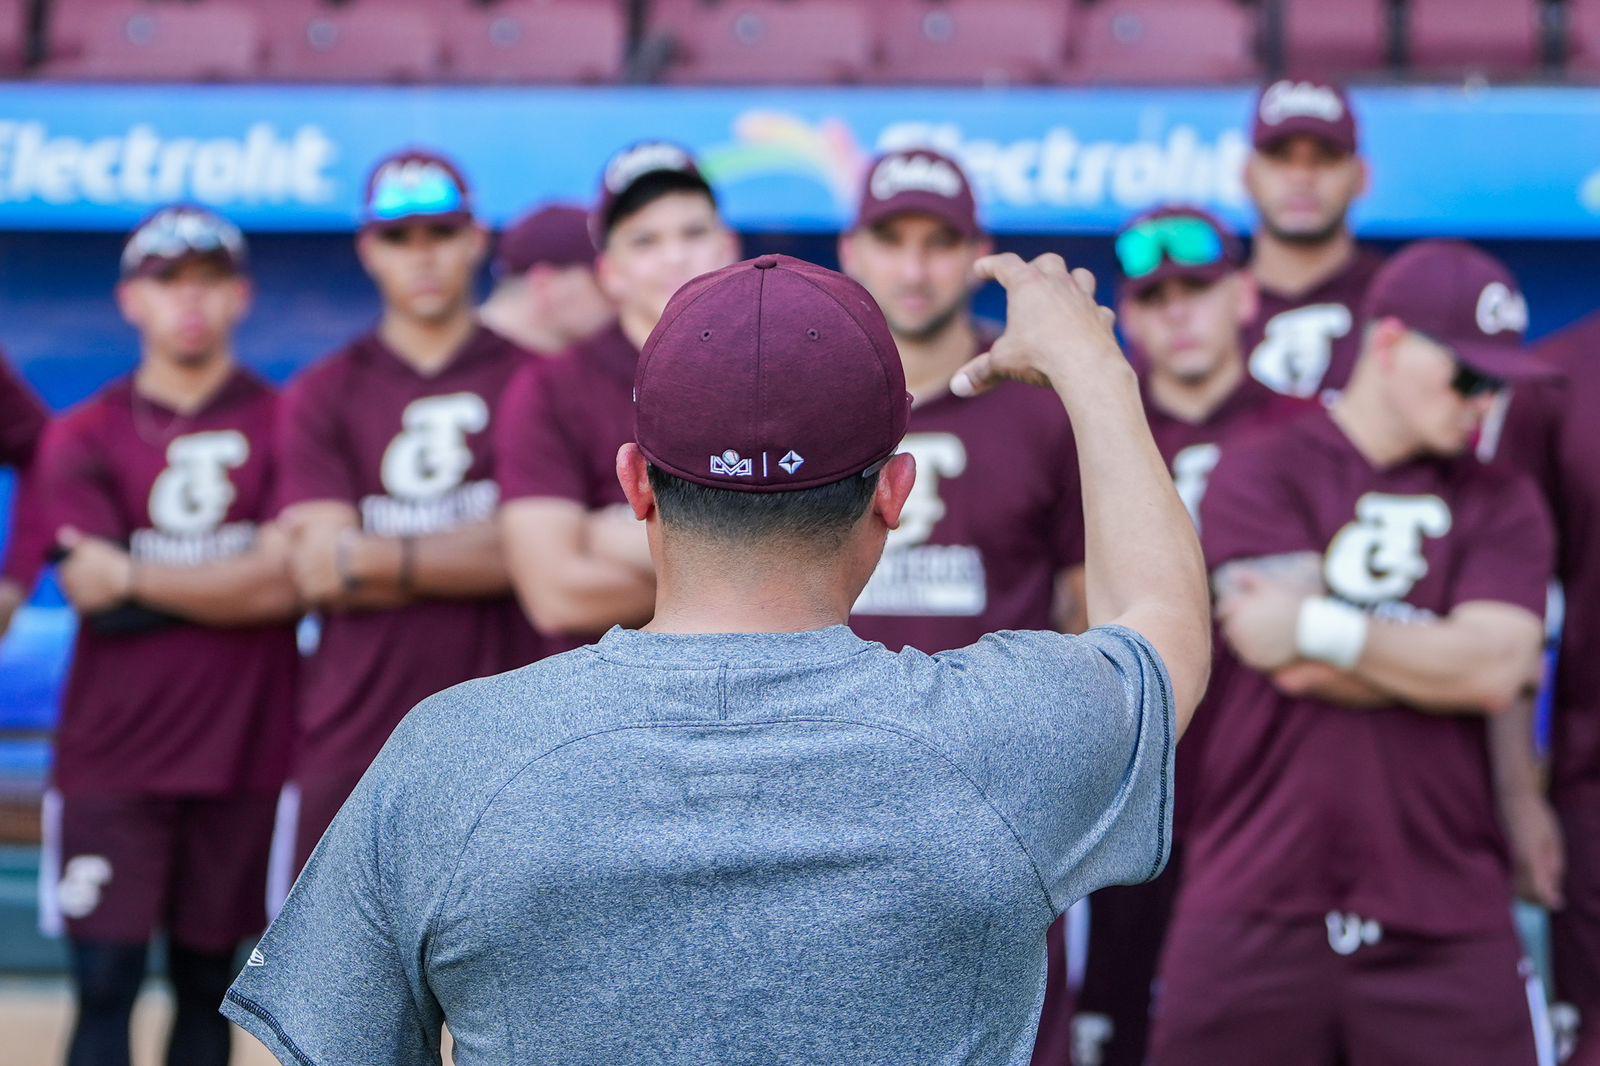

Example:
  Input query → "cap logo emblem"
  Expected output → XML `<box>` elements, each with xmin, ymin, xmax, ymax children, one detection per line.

<box><xmin>870</xmin><ymin>154</ymin><xmax>963</xmax><ymax>201</ymax></box>
<box><xmin>709</xmin><ymin>449</ymin><xmax>753</xmax><ymax>477</ymax></box>
<box><xmin>1475</xmin><ymin>281</ymin><xmax>1528</xmax><ymax>336</ymax></box>
<box><xmin>779</xmin><ymin>450</ymin><xmax>805</xmax><ymax>475</ymax></box>
<box><xmin>1259</xmin><ymin>81</ymin><xmax>1344</xmax><ymax>125</ymax></box>
<box><xmin>605</xmin><ymin>142</ymin><xmax>692</xmax><ymax>193</ymax></box>
<box><xmin>369</xmin><ymin>160</ymin><xmax>463</xmax><ymax>220</ymax></box>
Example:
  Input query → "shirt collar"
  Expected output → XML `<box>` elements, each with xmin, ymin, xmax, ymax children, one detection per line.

<box><xmin>591</xmin><ymin>624</ymin><xmax>871</xmax><ymax>670</ymax></box>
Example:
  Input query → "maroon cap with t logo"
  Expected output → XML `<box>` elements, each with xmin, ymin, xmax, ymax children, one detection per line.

<box><xmin>1252</xmin><ymin>78</ymin><xmax>1359</xmax><ymax>155</ymax></box>
<box><xmin>635</xmin><ymin>254</ymin><xmax>911</xmax><ymax>493</ymax></box>
<box><xmin>853</xmin><ymin>148</ymin><xmax>980</xmax><ymax>238</ymax></box>
<box><xmin>1363</xmin><ymin>240</ymin><xmax>1556</xmax><ymax>382</ymax></box>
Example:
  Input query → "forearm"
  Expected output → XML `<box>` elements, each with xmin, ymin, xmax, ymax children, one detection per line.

<box><xmin>346</xmin><ymin>522</ymin><xmax>511</xmax><ymax>600</ymax></box>
<box><xmin>131</xmin><ymin>548</ymin><xmax>300</xmax><ymax>626</ymax></box>
<box><xmin>1488</xmin><ymin>693</ymin><xmax>1545</xmax><ymax>802</ymax></box>
<box><xmin>1353</xmin><ymin>617</ymin><xmax>1533</xmax><ymax>715</ymax></box>
<box><xmin>1272</xmin><ymin>661</ymin><xmax>1390</xmax><ymax>708</ymax></box>
<box><xmin>510</xmin><ymin>552</ymin><xmax>656</xmax><ymax>635</ymax></box>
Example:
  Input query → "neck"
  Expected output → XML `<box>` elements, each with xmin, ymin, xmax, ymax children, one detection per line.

<box><xmin>647</xmin><ymin>541</ymin><xmax>857</xmax><ymax>635</ymax></box>
<box><xmin>135</xmin><ymin>349</ymin><xmax>235</xmax><ymax>413</ymax></box>
<box><xmin>1328</xmin><ymin>371</ymin><xmax>1419</xmax><ymax>468</ymax></box>
<box><xmin>378</xmin><ymin>303</ymin><xmax>477</xmax><ymax>375</ymax></box>
<box><xmin>1148</xmin><ymin>354</ymin><xmax>1246</xmax><ymax>424</ymax></box>
<box><xmin>619</xmin><ymin>306</ymin><xmax>656</xmax><ymax>351</ymax></box>
<box><xmin>1250</xmin><ymin>227</ymin><xmax>1356</xmax><ymax>299</ymax></box>
<box><xmin>478</xmin><ymin>292</ymin><xmax>567</xmax><ymax>355</ymax></box>
<box><xmin>899</xmin><ymin>315</ymin><xmax>980</xmax><ymax>404</ymax></box>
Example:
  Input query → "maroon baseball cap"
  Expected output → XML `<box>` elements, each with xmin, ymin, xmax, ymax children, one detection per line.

<box><xmin>121</xmin><ymin>204</ymin><xmax>247</xmax><ymax>279</ymax></box>
<box><xmin>1363</xmin><ymin>240</ymin><xmax>1556</xmax><ymax>382</ymax></box>
<box><xmin>495</xmin><ymin>204</ymin><xmax>596</xmax><ymax>277</ymax></box>
<box><xmin>1115</xmin><ymin>205</ymin><xmax>1243</xmax><ymax>300</ymax></box>
<box><xmin>1252</xmin><ymin>78</ymin><xmax>1359</xmax><ymax>156</ymax></box>
<box><xmin>361</xmin><ymin>148</ymin><xmax>474</xmax><ymax>231</ymax></box>
<box><xmin>592</xmin><ymin>140</ymin><xmax>713</xmax><ymax>247</ymax></box>
<box><xmin>853</xmin><ymin>148</ymin><xmax>980</xmax><ymax>239</ymax></box>
<box><xmin>635</xmin><ymin>254</ymin><xmax>911</xmax><ymax>493</ymax></box>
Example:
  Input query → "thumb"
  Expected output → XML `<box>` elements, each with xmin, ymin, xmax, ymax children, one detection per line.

<box><xmin>951</xmin><ymin>352</ymin><xmax>997</xmax><ymax>399</ymax></box>
<box><xmin>57</xmin><ymin>526</ymin><xmax>84</xmax><ymax>551</ymax></box>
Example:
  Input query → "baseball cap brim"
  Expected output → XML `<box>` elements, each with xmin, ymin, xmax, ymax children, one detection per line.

<box><xmin>854</xmin><ymin>193</ymin><xmax>980</xmax><ymax>239</ymax></box>
<box><xmin>1124</xmin><ymin>261</ymin><xmax>1234</xmax><ymax>300</ymax></box>
<box><xmin>362</xmin><ymin>209</ymin><xmax>475</xmax><ymax>234</ymax></box>
<box><xmin>125</xmin><ymin>249</ymin><xmax>246</xmax><ymax>280</ymax></box>
<box><xmin>1254</xmin><ymin>118</ymin><xmax>1357</xmax><ymax>156</ymax></box>
<box><xmin>1446</xmin><ymin>338</ymin><xmax>1562</xmax><ymax>384</ymax></box>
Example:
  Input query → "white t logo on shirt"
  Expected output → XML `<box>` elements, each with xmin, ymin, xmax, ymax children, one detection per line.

<box><xmin>381</xmin><ymin>393</ymin><xmax>489</xmax><ymax>500</ymax></box>
<box><xmin>1324</xmin><ymin>493</ymin><xmax>1453</xmax><ymax>604</ymax></box>
<box><xmin>148</xmin><ymin>430</ymin><xmax>249</xmax><ymax>534</ymax></box>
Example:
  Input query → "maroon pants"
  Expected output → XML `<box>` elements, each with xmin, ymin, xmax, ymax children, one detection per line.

<box><xmin>43</xmin><ymin>790</ymin><xmax>277</xmax><ymax>953</ymax></box>
<box><xmin>1150</xmin><ymin>911</ymin><xmax>1546</xmax><ymax>1066</ymax></box>
<box><xmin>1555</xmin><ymin>782</ymin><xmax>1600</xmax><ymax>1066</ymax></box>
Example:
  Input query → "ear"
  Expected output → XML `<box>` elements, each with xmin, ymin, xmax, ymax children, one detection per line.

<box><xmin>595</xmin><ymin>250</ymin><xmax>624</xmax><ymax>304</ymax></box>
<box><xmin>114</xmin><ymin>280</ymin><xmax>141</xmax><ymax>328</ymax></box>
<box><xmin>837</xmin><ymin>232</ymin><xmax>856</xmax><ymax>276</ymax></box>
<box><xmin>717</xmin><ymin>225</ymin><xmax>741</xmax><ymax>264</ymax></box>
<box><xmin>467</xmin><ymin>224</ymin><xmax>490</xmax><ymax>266</ymax></box>
<box><xmin>1353</xmin><ymin>156</ymin><xmax>1371</xmax><ymax>200</ymax></box>
<box><xmin>1367</xmin><ymin>316</ymin><xmax>1406</xmax><ymax>369</ymax></box>
<box><xmin>872</xmin><ymin>452</ymin><xmax>917</xmax><ymax>532</ymax></box>
<box><xmin>1234</xmin><ymin>271</ymin><xmax>1260</xmax><ymax>326</ymax></box>
<box><xmin>353</xmin><ymin>231</ymin><xmax>376</xmax><ymax>275</ymax></box>
<box><xmin>615</xmin><ymin>443</ymin><xmax>656</xmax><ymax>521</ymax></box>
<box><xmin>1242</xmin><ymin>152</ymin><xmax>1262</xmax><ymax>201</ymax></box>
<box><xmin>230</xmin><ymin>276</ymin><xmax>255</xmax><ymax>321</ymax></box>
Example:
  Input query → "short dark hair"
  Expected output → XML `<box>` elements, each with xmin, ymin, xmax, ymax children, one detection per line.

<box><xmin>604</xmin><ymin>171</ymin><xmax>717</xmax><ymax>242</ymax></box>
<box><xmin>647</xmin><ymin>464</ymin><xmax>878</xmax><ymax>547</ymax></box>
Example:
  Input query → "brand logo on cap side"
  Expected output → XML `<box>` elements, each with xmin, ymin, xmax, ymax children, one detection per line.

<box><xmin>1259</xmin><ymin>81</ymin><xmax>1345</xmax><ymax>126</ymax></box>
<box><xmin>1475</xmin><ymin>281</ymin><xmax>1528</xmax><ymax>336</ymax></box>
<box><xmin>779</xmin><ymin>450</ymin><xmax>805</xmax><ymax>474</ymax></box>
<box><xmin>606</xmin><ymin>142</ymin><xmax>693</xmax><ymax>193</ymax></box>
<box><xmin>870</xmin><ymin>154</ymin><xmax>964</xmax><ymax>201</ymax></box>
<box><xmin>710</xmin><ymin>449</ymin><xmax>754</xmax><ymax>477</ymax></box>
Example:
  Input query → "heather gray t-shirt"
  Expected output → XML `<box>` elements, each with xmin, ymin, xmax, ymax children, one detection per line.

<box><xmin>224</xmin><ymin>623</ymin><xmax>1175</xmax><ymax>1065</ymax></box>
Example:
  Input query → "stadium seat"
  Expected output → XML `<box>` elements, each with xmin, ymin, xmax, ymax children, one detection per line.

<box><xmin>874</xmin><ymin>0</ymin><xmax>1074</xmax><ymax>86</ymax></box>
<box><xmin>1564</xmin><ymin>0</ymin><xmax>1600</xmax><ymax>76</ymax></box>
<box><xmin>1069</xmin><ymin>0</ymin><xmax>1260</xmax><ymax>85</ymax></box>
<box><xmin>41</xmin><ymin>0</ymin><xmax>262</xmax><ymax>81</ymax></box>
<box><xmin>444</xmin><ymin>0</ymin><xmax>626</xmax><ymax>84</ymax></box>
<box><xmin>0</xmin><ymin>0</ymin><xmax>27</xmax><ymax>74</ymax></box>
<box><xmin>654</xmin><ymin>0</ymin><xmax>874</xmax><ymax>84</ymax></box>
<box><xmin>1281</xmin><ymin>0</ymin><xmax>1389</xmax><ymax>80</ymax></box>
<box><xmin>262</xmin><ymin>0</ymin><xmax>444</xmax><ymax>83</ymax></box>
<box><xmin>1405</xmin><ymin>0</ymin><xmax>1543</xmax><ymax>79</ymax></box>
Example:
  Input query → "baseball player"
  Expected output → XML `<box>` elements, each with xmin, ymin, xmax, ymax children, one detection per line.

<box><xmin>837</xmin><ymin>148</ymin><xmax>1086</xmax><ymax>652</ymax></box>
<box><xmin>478</xmin><ymin>203</ymin><xmax>614</xmax><ymax>356</ymax></box>
<box><xmin>1494</xmin><ymin>309</ymin><xmax>1600</xmax><ymax>1064</ymax></box>
<box><xmin>497</xmin><ymin>141</ymin><xmax>738</xmax><ymax>649</ymax></box>
<box><xmin>1150</xmin><ymin>241</ymin><xmax>1559</xmax><ymax>1066</ymax></box>
<box><xmin>1066</xmin><ymin>206</ymin><xmax>1312</xmax><ymax>1066</ymax></box>
<box><xmin>0</xmin><ymin>351</ymin><xmax>49</xmax><ymax>637</ymax></box>
<box><xmin>225</xmin><ymin>250</ymin><xmax>1209</xmax><ymax>1066</ymax></box>
<box><xmin>35</xmin><ymin>205</ymin><xmax>298</xmax><ymax>1066</ymax></box>
<box><xmin>1242</xmin><ymin>78</ymin><xmax>1385</xmax><ymax>400</ymax></box>
<box><xmin>276</xmin><ymin>149</ymin><xmax>539</xmax><ymax>874</ymax></box>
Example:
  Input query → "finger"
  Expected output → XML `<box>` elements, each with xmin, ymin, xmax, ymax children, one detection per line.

<box><xmin>1070</xmin><ymin>267</ymin><xmax>1098</xmax><ymax>299</ymax></box>
<box><xmin>972</xmin><ymin>252</ymin><xmax>1032</xmax><ymax>289</ymax></box>
<box><xmin>56</xmin><ymin>526</ymin><xmax>83</xmax><ymax>550</ymax></box>
<box><xmin>1030</xmin><ymin>252</ymin><xmax>1068</xmax><ymax>277</ymax></box>
<box><xmin>950</xmin><ymin>352</ymin><xmax>996</xmax><ymax>398</ymax></box>
<box><xmin>1098</xmin><ymin>307</ymin><xmax>1118</xmax><ymax>330</ymax></box>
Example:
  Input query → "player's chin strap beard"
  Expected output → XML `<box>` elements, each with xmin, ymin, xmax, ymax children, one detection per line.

<box><xmin>893</xmin><ymin>299</ymin><xmax>968</xmax><ymax>345</ymax></box>
<box><xmin>1262</xmin><ymin>217</ymin><xmax>1346</xmax><ymax>249</ymax></box>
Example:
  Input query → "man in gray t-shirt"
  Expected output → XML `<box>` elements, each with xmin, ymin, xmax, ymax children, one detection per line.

<box><xmin>225</xmin><ymin>253</ymin><xmax>1211</xmax><ymax>1064</ymax></box>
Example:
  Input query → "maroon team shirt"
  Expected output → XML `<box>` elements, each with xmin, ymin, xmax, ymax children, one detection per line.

<box><xmin>1496</xmin><ymin>312</ymin><xmax>1600</xmax><ymax>793</ymax></box>
<box><xmin>1243</xmin><ymin>247</ymin><xmax>1385</xmax><ymax>400</ymax></box>
<box><xmin>0</xmin><ymin>353</ymin><xmax>50</xmax><ymax>588</ymax></box>
<box><xmin>496</xmin><ymin>323</ymin><xmax>640</xmax><ymax>653</ymax></box>
<box><xmin>1142</xmin><ymin>372</ymin><xmax>1315</xmax><ymax>834</ymax></box>
<box><xmin>848</xmin><ymin>381</ymin><xmax>1084</xmax><ymax>654</ymax></box>
<box><xmin>1188</xmin><ymin>407</ymin><xmax>1553</xmax><ymax>935</ymax></box>
<box><xmin>278</xmin><ymin>326</ymin><xmax>539</xmax><ymax>784</ymax></box>
<box><xmin>36</xmin><ymin>370</ymin><xmax>296</xmax><ymax>796</ymax></box>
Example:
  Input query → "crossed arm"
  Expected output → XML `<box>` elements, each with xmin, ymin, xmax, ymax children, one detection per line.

<box><xmin>499</xmin><ymin>498</ymin><xmax>655</xmax><ymax>636</ymax></box>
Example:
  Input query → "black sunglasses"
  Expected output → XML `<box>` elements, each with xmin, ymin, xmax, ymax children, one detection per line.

<box><xmin>1450</xmin><ymin>362</ymin><xmax>1506</xmax><ymax>399</ymax></box>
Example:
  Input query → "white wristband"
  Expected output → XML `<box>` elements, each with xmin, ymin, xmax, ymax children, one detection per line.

<box><xmin>1296</xmin><ymin>596</ymin><xmax>1370</xmax><ymax>670</ymax></box>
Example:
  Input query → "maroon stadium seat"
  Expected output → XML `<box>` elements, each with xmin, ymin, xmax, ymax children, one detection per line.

<box><xmin>0</xmin><ymin>0</ymin><xmax>27</xmax><ymax>74</ymax></box>
<box><xmin>445</xmin><ymin>0</ymin><xmax>626</xmax><ymax>84</ymax></box>
<box><xmin>1069</xmin><ymin>0</ymin><xmax>1259</xmax><ymax>85</ymax></box>
<box><xmin>1406</xmin><ymin>0</ymin><xmax>1542</xmax><ymax>79</ymax></box>
<box><xmin>1282</xmin><ymin>0</ymin><xmax>1388</xmax><ymax>80</ymax></box>
<box><xmin>874</xmin><ymin>0</ymin><xmax>1073</xmax><ymax>86</ymax></box>
<box><xmin>655</xmin><ymin>0</ymin><xmax>874</xmax><ymax>84</ymax></box>
<box><xmin>262</xmin><ymin>1</ymin><xmax>444</xmax><ymax>83</ymax></box>
<box><xmin>42</xmin><ymin>0</ymin><xmax>262</xmax><ymax>81</ymax></box>
<box><xmin>1572</xmin><ymin>0</ymin><xmax>1600</xmax><ymax>76</ymax></box>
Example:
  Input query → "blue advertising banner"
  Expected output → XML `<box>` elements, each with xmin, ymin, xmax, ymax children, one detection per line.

<box><xmin>0</xmin><ymin>84</ymin><xmax>1595</xmax><ymax>236</ymax></box>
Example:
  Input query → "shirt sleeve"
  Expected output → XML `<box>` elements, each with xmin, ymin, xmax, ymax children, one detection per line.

<box><xmin>275</xmin><ymin>369</ymin><xmax>358</xmax><ymax>512</ymax></box>
<box><xmin>1450</xmin><ymin>471</ymin><xmax>1554</xmax><ymax>618</ymax></box>
<box><xmin>223</xmin><ymin>769</ymin><xmax>442</xmax><ymax>1065</ymax></box>
<box><xmin>495</xmin><ymin>360</ymin><xmax>589</xmax><ymax>504</ymax></box>
<box><xmin>0</xmin><ymin>355</ymin><xmax>48</xmax><ymax>468</ymax></box>
<box><xmin>35</xmin><ymin>415</ymin><xmax>125</xmax><ymax>543</ymax></box>
<box><xmin>1198</xmin><ymin>435</ymin><xmax>1321</xmax><ymax>568</ymax></box>
<box><xmin>933</xmin><ymin>624</ymin><xmax>1177</xmax><ymax>915</ymax></box>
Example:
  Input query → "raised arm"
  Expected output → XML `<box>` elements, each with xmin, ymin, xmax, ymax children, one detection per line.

<box><xmin>952</xmin><ymin>252</ymin><xmax>1211</xmax><ymax>733</ymax></box>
